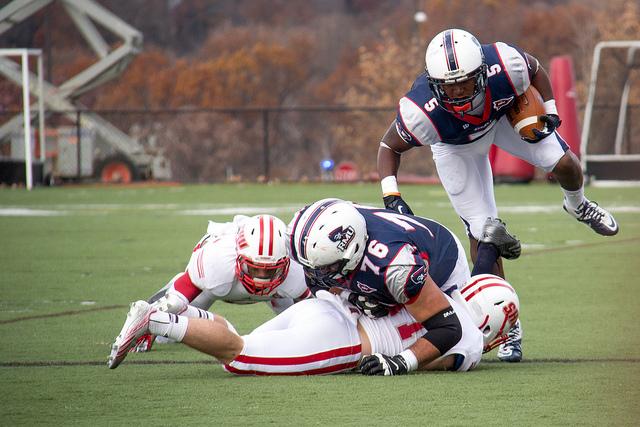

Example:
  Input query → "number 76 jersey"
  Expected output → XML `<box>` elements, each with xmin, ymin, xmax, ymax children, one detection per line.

<box><xmin>344</xmin><ymin>206</ymin><xmax>467</xmax><ymax>307</ymax></box>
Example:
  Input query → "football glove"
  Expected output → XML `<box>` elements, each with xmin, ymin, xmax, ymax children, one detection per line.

<box><xmin>383</xmin><ymin>194</ymin><xmax>414</xmax><ymax>215</ymax></box>
<box><xmin>130</xmin><ymin>333</ymin><xmax>155</xmax><ymax>353</ymax></box>
<box><xmin>303</xmin><ymin>268</ymin><xmax>338</xmax><ymax>295</ymax></box>
<box><xmin>360</xmin><ymin>353</ymin><xmax>409</xmax><ymax>376</ymax></box>
<box><xmin>347</xmin><ymin>292</ymin><xmax>389</xmax><ymax>318</ymax></box>
<box><xmin>523</xmin><ymin>114</ymin><xmax>562</xmax><ymax>143</ymax></box>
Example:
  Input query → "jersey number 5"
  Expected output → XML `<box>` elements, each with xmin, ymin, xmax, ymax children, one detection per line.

<box><xmin>424</xmin><ymin>98</ymin><xmax>438</xmax><ymax>112</ymax></box>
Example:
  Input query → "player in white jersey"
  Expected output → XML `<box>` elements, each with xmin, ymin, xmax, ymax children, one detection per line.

<box><xmin>377</xmin><ymin>29</ymin><xmax>619</xmax><ymax>362</ymax></box>
<box><xmin>111</xmin><ymin>214</ymin><xmax>311</xmax><ymax>354</ymax></box>
<box><xmin>107</xmin><ymin>283</ymin><xmax>494</xmax><ymax>375</ymax></box>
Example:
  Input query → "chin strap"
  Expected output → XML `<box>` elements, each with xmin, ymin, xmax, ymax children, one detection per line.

<box><xmin>452</xmin><ymin>102</ymin><xmax>472</xmax><ymax>114</ymax></box>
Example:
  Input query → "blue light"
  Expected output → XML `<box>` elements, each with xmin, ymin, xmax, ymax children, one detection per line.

<box><xmin>320</xmin><ymin>159</ymin><xmax>335</xmax><ymax>171</ymax></box>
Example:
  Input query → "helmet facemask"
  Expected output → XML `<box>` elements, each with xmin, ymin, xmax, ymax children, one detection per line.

<box><xmin>236</xmin><ymin>255</ymin><xmax>290</xmax><ymax>296</ymax></box>
<box><xmin>427</xmin><ymin>63</ymin><xmax>488</xmax><ymax>114</ymax></box>
<box><xmin>234</xmin><ymin>214</ymin><xmax>291</xmax><ymax>296</ymax></box>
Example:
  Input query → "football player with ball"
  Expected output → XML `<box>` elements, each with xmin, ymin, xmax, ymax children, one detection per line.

<box><xmin>377</xmin><ymin>29</ymin><xmax>618</xmax><ymax>363</ymax></box>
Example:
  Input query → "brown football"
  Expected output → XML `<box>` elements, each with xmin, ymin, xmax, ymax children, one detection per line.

<box><xmin>506</xmin><ymin>86</ymin><xmax>546</xmax><ymax>140</ymax></box>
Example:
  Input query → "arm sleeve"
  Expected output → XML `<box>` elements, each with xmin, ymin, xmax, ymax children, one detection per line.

<box><xmin>185</xmin><ymin>235</ymin><xmax>236</xmax><ymax>297</ymax></box>
<box><xmin>495</xmin><ymin>42</ymin><xmax>531</xmax><ymax>96</ymax></box>
<box><xmin>396</xmin><ymin>98</ymin><xmax>441</xmax><ymax>146</ymax></box>
<box><xmin>384</xmin><ymin>245</ymin><xmax>429</xmax><ymax>304</ymax></box>
<box><xmin>173</xmin><ymin>271</ymin><xmax>202</xmax><ymax>301</ymax></box>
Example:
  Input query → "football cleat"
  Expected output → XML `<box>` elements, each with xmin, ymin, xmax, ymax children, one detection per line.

<box><xmin>479</xmin><ymin>217</ymin><xmax>521</xmax><ymax>260</ymax></box>
<box><xmin>563</xmin><ymin>200</ymin><xmax>618</xmax><ymax>236</ymax></box>
<box><xmin>497</xmin><ymin>319</ymin><xmax>523</xmax><ymax>363</ymax></box>
<box><xmin>108</xmin><ymin>301</ymin><xmax>155</xmax><ymax>369</ymax></box>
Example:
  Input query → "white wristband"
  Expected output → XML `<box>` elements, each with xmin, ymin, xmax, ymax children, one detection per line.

<box><xmin>381</xmin><ymin>175</ymin><xmax>399</xmax><ymax>196</ymax></box>
<box><xmin>543</xmin><ymin>99</ymin><xmax>558</xmax><ymax>115</ymax></box>
<box><xmin>399</xmin><ymin>349</ymin><xmax>419</xmax><ymax>372</ymax></box>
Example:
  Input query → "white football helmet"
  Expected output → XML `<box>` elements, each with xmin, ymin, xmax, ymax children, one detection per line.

<box><xmin>235</xmin><ymin>215</ymin><xmax>290</xmax><ymax>295</ymax></box>
<box><xmin>460</xmin><ymin>274</ymin><xmax>520</xmax><ymax>352</ymax></box>
<box><xmin>424</xmin><ymin>28</ymin><xmax>488</xmax><ymax>114</ymax></box>
<box><xmin>290</xmin><ymin>198</ymin><xmax>368</xmax><ymax>278</ymax></box>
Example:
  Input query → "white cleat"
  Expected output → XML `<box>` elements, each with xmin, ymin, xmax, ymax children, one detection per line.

<box><xmin>108</xmin><ymin>301</ymin><xmax>154</xmax><ymax>369</ymax></box>
<box><xmin>563</xmin><ymin>200</ymin><xmax>619</xmax><ymax>236</ymax></box>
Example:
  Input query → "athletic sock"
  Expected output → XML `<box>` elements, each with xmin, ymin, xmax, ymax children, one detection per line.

<box><xmin>181</xmin><ymin>305</ymin><xmax>215</xmax><ymax>320</ymax></box>
<box><xmin>149</xmin><ymin>311</ymin><xmax>189</xmax><ymax>342</ymax></box>
<box><xmin>472</xmin><ymin>242</ymin><xmax>500</xmax><ymax>276</ymax></box>
<box><xmin>562</xmin><ymin>187</ymin><xmax>586</xmax><ymax>211</ymax></box>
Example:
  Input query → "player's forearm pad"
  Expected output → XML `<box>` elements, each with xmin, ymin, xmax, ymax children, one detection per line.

<box><xmin>420</xmin><ymin>306</ymin><xmax>462</xmax><ymax>355</ymax></box>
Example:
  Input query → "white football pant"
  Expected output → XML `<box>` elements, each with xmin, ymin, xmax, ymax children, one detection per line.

<box><xmin>225</xmin><ymin>290</ymin><xmax>482</xmax><ymax>375</ymax></box>
<box><xmin>431</xmin><ymin>115</ymin><xmax>567</xmax><ymax>239</ymax></box>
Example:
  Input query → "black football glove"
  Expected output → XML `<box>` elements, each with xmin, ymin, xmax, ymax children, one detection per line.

<box><xmin>383</xmin><ymin>194</ymin><xmax>414</xmax><ymax>215</ymax></box>
<box><xmin>303</xmin><ymin>270</ymin><xmax>331</xmax><ymax>295</ymax></box>
<box><xmin>360</xmin><ymin>353</ymin><xmax>409</xmax><ymax>376</ymax></box>
<box><xmin>522</xmin><ymin>114</ymin><xmax>562</xmax><ymax>143</ymax></box>
<box><xmin>347</xmin><ymin>292</ymin><xmax>389</xmax><ymax>318</ymax></box>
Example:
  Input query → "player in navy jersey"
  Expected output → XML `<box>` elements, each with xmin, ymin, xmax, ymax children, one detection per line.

<box><xmin>377</xmin><ymin>28</ymin><xmax>619</xmax><ymax>362</ymax></box>
<box><xmin>289</xmin><ymin>198</ymin><xmax>483</xmax><ymax>375</ymax></box>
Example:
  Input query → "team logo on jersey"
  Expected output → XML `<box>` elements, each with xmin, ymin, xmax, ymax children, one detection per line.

<box><xmin>328</xmin><ymin>226</ymin><xmax>355</xmax><ymax>252</ymax></box>
<box><xmin>410</xmin><ymin>265</ymin><xmax>427</xmax><ymax>286</ymax></box>
<box><xmin>395</xmin><ymin>122</ymin><xmax>413</xmax><ymax>143</ymax></box>
<box><xmin>356</xmin><ymin>281</ymin><xmax>376</xmax><ymax>294</ymax></box>
<box><xmin>493</xmin><ymin>96</ymin><xmax>514</xmax><ymax>111</ymax></box>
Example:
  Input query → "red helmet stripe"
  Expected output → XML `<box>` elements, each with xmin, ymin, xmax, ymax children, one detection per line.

<box><xmin>268</xmin><ymin>215</ymin><xmax>274</xmax><ymax>256</ymax></box>
<box><xmin>461</xmin><ymin>274</ymin><xmax>511</xmax><ymax>294</ymax></box>
<box><xmin>477</xmin><ymin>314</ymin><xmax>490</xmax><ymax>330</ymax></box>
<box><xmin>258</xmin><ymin>215</ymin><xmax>265</xmax><ymax>255</ymax></box>
<box><xmin>463</xmin><ymin>283</ymin><xmax>514</xmax><ymax>302</ymax></box>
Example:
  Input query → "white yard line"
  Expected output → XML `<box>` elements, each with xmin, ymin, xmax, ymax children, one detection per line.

<box><xmin>1</xmin><ymin>204</ymin><xmax>638</xmax><ymax>216</ymax></box>
<box><xmin>0</xmin><ymin>208</ymin><xmax>67</xmax><ymax>216</ymax></box>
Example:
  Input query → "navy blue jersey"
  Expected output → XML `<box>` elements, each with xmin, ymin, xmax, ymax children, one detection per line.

<box><xmin>396</xmin><ymin>42</ymin><xmax>531</xmax><ymax>146</ymax></box>
<box><xmin>340</xmin><ymin>206</ymin><xmax>460</xmax><ymax>307</ymax></box>
<box><xmin>289</xmin><ymin>201</ymin><xmax>463</xmax><ymax>309</ymax></box>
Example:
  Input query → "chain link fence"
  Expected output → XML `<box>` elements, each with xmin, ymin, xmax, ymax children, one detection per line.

<box><xmin>4</xmin><ymin>103</ymin><xmax>637</xmax><ymax>185</ymax></box>
<box><xmin>2</xmin><ymin>106</ymin><xmax>435</xmax><ymax>184</ymax></box>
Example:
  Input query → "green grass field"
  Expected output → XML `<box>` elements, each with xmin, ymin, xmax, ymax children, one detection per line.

<box><xmin>1</xmin><ymin>182</ymin><xmax>639</xmax><ymax>426</ymax></box>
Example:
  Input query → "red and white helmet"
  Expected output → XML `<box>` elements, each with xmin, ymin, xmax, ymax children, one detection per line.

<box><xmin>425</xmin><ymin>28</ymin><xmax>488</xmax><ymax>114</ymax></box>
<box><xmin>460</xmin><ymin>274</ymin><xmax>520</xmax><ymax>352</ymax></box>
<box><xmin>235</xmin><ymin>215</ymin><xmax>290</xmax><ymax>295</ymax></box>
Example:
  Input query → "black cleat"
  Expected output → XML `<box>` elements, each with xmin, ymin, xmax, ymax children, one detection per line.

<box><xmin>479</xmin><ymin>217</ymin><xmax>521</xmax><ymax>260</ymax></box>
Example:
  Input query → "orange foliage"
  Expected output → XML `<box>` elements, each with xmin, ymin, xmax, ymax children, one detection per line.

<box><xmin>10</xmin><ymin>0</ymin><xmax>635</xmax><ymax>180</ymax></box>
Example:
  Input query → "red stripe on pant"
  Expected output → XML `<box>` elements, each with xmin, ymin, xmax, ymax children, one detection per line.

<box><xmin>224</xmin><ymin>361</ymin><xmax>359</xmax><ymax>376</ymax></box>
<box><xmin>233</xmin><ymin>344</ymin><xmax>361</xmax><ymax>365</ymax></box>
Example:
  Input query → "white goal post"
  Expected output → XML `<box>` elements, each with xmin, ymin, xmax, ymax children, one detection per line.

<box><xmin>0</xmin><ymin>48</ymin><xmax>45</xmax><ymax>190</ymax></box>
<box><xmin>581</xmin><ymin>41</ymin><xmax>640</xmax><ymax>181</ymax></box>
